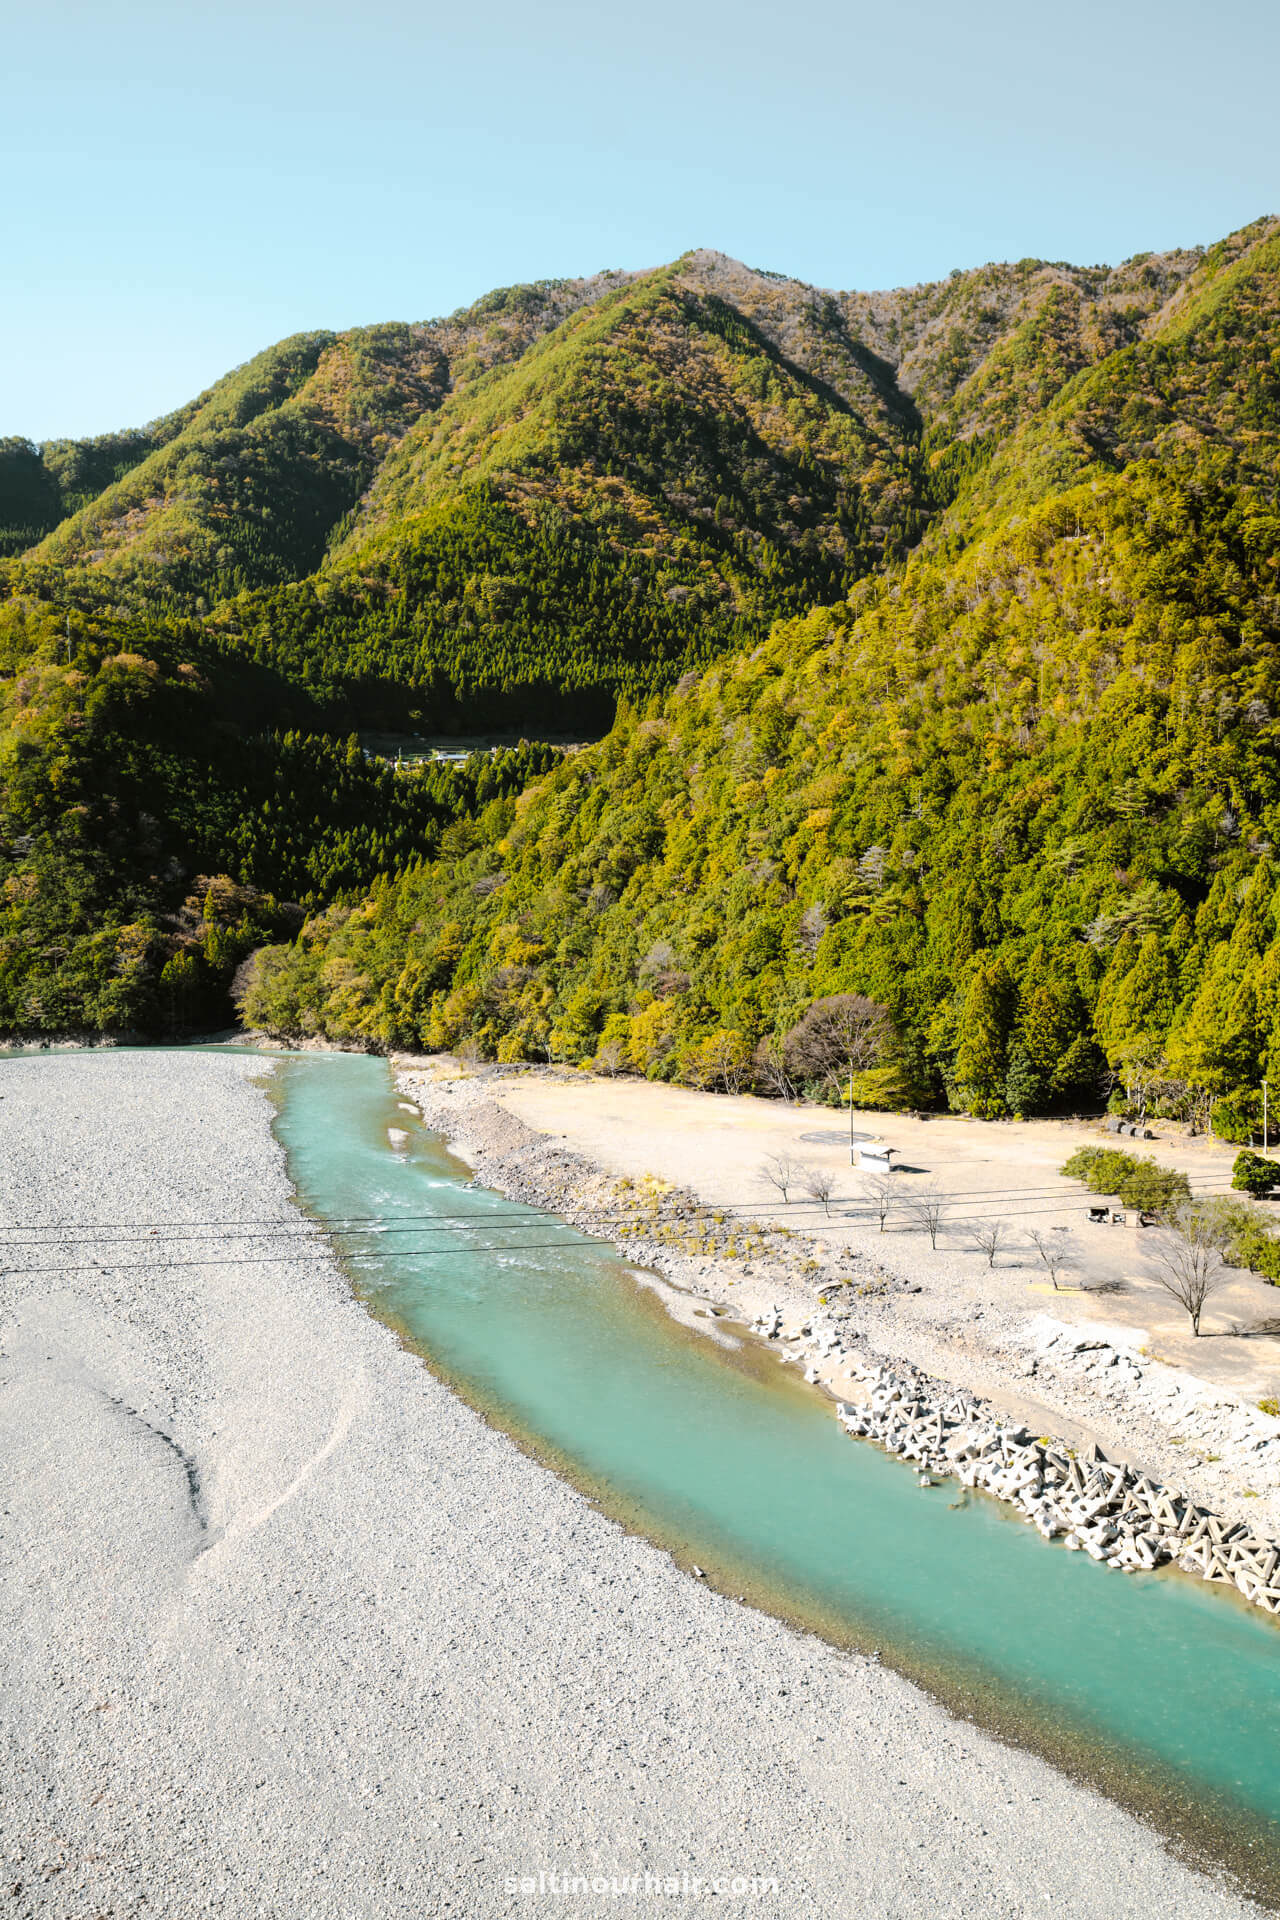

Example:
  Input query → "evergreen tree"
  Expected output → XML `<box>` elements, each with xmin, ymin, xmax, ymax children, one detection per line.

<box><xmin>1004</xmin><ymin>1041</ymin><xmax>1044</xmax><ymax>1117</ymax></box>
<box><xmin>1095</xmin><ymin>932</ymin><xmax>1182</xmax><ymax>1064</ymax></box>
<box><xmin>955</xmin><ymin>958</ymin><xmax>1015</xmax><ymax>1115</ymax></box>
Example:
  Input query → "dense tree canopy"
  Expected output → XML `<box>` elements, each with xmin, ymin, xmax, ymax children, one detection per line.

<box><xmin>0</xmin><ymin>597</ymin><xmax>559</xmax><ymax>1031</ymax></box>
<box><xmin>237</xmin><ymin>461</ymin><xmax>1280</xmax><ymax>1131</ymax></box>
<box><xmin>5</xmin><ymin>220</ymin><xmax>1280</xmax><ymax>1089</ymax></box>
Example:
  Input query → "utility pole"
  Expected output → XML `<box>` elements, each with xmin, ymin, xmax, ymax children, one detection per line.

<box><xmin>1264</xmin><ymin>1080</ymin><xmax>1270</xmax><ymax>1154</ymax></box>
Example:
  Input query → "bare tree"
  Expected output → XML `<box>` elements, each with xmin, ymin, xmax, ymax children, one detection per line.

<box><xmin>783</xmin><ymin>994</ymin><xmax>894</xmax><ymax>1159</ymax></box>
<box><xmin>760</xmin><ymin>1153</ymin><xmax>803</xmax><ymax>1204</ymax></box>
<box><xmin>710</xmin><ymin>1031</ymin><xmax>753</xmax><ymax>1095</ymax></box>
<box><xmin>1159</xmin><ymin>1075</ymin><xmax>1214</xmax><ymax>1137</ymax></box>
<box><xmin>907</xmin><ymin>1182</ymin><xmax>946</xmax><ymax>1249</ymax></box>
<box><xmin>1114</xmin><ymin>1043</ymin><xmax>1164</xmax><ymax>1120</ymax></box>
<box><xmin>1028</xmin><ymin>1226</ymin><xmax>1072</xmax><ymax>1291</ymax></box>
<box><xmin>861</xmin><ymin>1172</ymin><xmax>897</xmax><ymax>1233</ymax></box>
<box><xmin>1148</xmin><ymin>1202</ymin><xmax>1225</xmax><ymax>1336</ymax></box>
<box><xmin>794</xmin><ymin>902</ymin><xmax>829</xmax><ymax>959</ymax></box>
<box><xmin>971</xmin><ymin>1219</ymin><xmax>1007</xmax><ymax>1268</ymax></box>
<box><xmin>753</xmin><ymin>1035</ymin><xmax>798</xmax><ymax>1104</ymax></box>
<box><xmin>801</xmin><ymin>1166</ymin><xmax>837</xmax><ymax>1217</ymax></box>
<box><xmin>1186</xmin><ymin>1082</ymin><xmax>1216</xmax><ymax>1138</ymax></box>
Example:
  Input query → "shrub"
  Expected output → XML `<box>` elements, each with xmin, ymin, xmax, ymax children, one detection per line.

<box><xmin>1199</xmin><ymin>1194</ymin><xmax>1264</xmax><ymax>1249</ymax></box>
<box><xmin>1093</xmin><ymin>1148</ymin><xmax>1141</xmax><ymax>1193</ymax></box>
<box><xmin>1213</xmin><ymin>1096</ymin><xmax>1259</xmax><ymax>1145</ymax></box>
<box><xmin>1119</xmin><ymin>1158</ymin><xmax>1192</xmax><ymax>1212</ymax></box>
<box><xmin>1061</xmin><ymin>1146</ymin><xmax>1108</xmax><ymax>1183</ymax></box>
<box><xmin>1232</xmin><ymin>1150</ymin><xmax>1280</xmax><ymax>1198</ymax></box>
<box><xmin>1226</xmin><ymin>1226</ymin><xmax>1280</xmax><ymax>1282</ymax></box>
<box><xmin>1186</xmin><ymin>1196</ymin><xmax>1280</xmax><ymax>1280</ymax></box>
<box><xmin>1059</xmin><ymin>1145</ymin><xmax>1190</xmax><ymax>1211</ymax></box>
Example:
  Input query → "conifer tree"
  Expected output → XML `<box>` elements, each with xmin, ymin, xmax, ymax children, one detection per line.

<box><xmin>1096</xmin><ymin>932</ymin><xmax>1181</xmax><ymax>1064</ymax></box>
<box><xmin>955</xmin><ymin>958</ymin><xmax>1015</xmax><ymax>1115</ymax></box>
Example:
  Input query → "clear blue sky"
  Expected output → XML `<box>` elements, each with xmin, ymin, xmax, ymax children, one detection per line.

<box><xmin>6</xmin><ymin>0</ymin><xmax>1277</xmax><ymax>439</ymax></box>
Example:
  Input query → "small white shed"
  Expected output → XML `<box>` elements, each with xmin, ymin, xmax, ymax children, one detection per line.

<box><xmin>855</xmin><ymin>1143</ymin><xmax>895</xmax><ymax>1172</ymax></box>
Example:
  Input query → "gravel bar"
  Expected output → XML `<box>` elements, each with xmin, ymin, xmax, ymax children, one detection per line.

<box><xmin>0</xmin><ymin>1051</ymin><xmax>1263</xmax><ymax>1918</ymax></box>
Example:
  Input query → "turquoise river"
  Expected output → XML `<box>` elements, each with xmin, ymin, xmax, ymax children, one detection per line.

<box><xmin>270</xmin><ymin>1049</ymin><xmax>1280</xmax><ymax>1891</ymax></box>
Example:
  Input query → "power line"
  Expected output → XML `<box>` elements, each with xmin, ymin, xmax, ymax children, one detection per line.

<box><xmin>1</xmin><ymin>1214</ymin><xmax>648</xmax><ymax>1248</ymax></box>
<box><xmin>1</xmin><ymin>1237</ymin><xmax>626</xmax><ymax>1277</ymax></box>
<box><xmin>0</xmin><ymin>1195</ymin><xmax>1240</xmax><ymax>1279</ymax></box>
<box><xmin>0</xmin><ymin>1172</ymin><xmax>1233</xmax><ymax>1247</ymax></box>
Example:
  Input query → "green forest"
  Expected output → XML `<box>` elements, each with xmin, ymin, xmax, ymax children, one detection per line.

<box><xmin>4</xmin><ymin>223</ymin><xmax>1280</xmax><ymax>1125</ymax></box>
<box><xmin>0</xmin><ymin>596</ymin><xmax>558</xmax><ymax>1031</ymax></box>
<box><xmin>237</xmin><ymin>463</ymin><xmax>1280</xmax><ymax>1131</ymax></box>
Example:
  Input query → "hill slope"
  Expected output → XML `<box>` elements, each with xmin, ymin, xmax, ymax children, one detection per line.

<box><xmin>9</xmin><ymin>236</ymin><xmax>1229</xmax><ymax>728</ymax></box>
<box><xmin>239</xmin><ymin>457</ymin><xmax>1280</xmax><ymax>1122</ymax></box>
<box><xmin>7</xmin><ymin>219</ymin><xmax>1280</xmax><ymax>1068</ymax></box>
<box><xmin>0</xmin><ymin>596</ymin><xmax>559</xmax><ymax>1033</ymax></box>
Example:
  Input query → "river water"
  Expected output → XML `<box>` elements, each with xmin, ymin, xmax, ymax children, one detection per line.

<box><xmin>270</xmin><ymin>1049</ymin><xmax>1280</xmax><ymax>1885</ymax></box>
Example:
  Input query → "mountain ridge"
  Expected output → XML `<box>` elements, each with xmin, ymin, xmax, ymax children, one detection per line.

<box><xmin>12</xmin><ymin>228</ymin><xmax>1259</xmax><ymax>730</ymax></box>
<box><xmin>9</xmin><ymin>230</ymin><xmax>1243</xmax><ymax>603</ymax></box>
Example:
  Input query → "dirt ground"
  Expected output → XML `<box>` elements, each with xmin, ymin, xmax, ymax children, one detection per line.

<box><xmin>485</xmin><ymin>1072</ymin><xmax>1280</xmax><ymax>1400</ymax></box>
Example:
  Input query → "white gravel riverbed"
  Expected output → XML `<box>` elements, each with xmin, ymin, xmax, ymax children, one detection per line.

<box><xmin>0</xmin><ymin>1050</ymin><xmax>1264</xmax><ymax>1919</ymax></box>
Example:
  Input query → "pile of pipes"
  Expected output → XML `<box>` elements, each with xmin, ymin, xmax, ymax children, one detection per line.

<box><xmin>836</xmin><ymin>1360</ymin><xmax>1280</xmax><ymax>1616</ymax></box>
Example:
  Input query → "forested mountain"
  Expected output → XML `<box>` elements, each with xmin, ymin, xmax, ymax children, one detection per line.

<box><xmin>0</xmin><ymin>597</ymin><xmax>559</xmax><ymax>1031</ymax></box>
<box><xmin>239</xmin><ymin>461</ymin><xmax>1280</xmax><ymax>1131</ymax></box>
<box><xmin>937</xmin><ymin>218</ymin><xmax>1280</xmax><ymax>547</ymax></box>
<box><xmin>5</xmin><ymin>218</ymin><xmax>1280</xmax><ymax>1089</ymax></box>
<box><xmin>9</xmin><ymin>274</ymin><xmax>631</xmax><ymax>599</ymax></box>
<box><xmin>5</xmin><ymin>235</ymin><xmax>1225</xmax><ymax>728</ymax></box>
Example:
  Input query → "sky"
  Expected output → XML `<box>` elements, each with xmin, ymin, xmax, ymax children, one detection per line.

<box><xmin>5</xmin><ymin>0</ymin><xmax>1278</xmax><ymax>439</ymax></box>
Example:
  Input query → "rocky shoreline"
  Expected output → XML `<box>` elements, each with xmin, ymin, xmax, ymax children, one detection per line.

<box><xmin>828</xmin><ymin>1351</ymin><xmax>1280</xmax><ymax>1610</ymax></box>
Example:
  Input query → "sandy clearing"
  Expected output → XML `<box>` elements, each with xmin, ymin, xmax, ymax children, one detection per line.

<box><xmin>481</xmin><ymin>1071</ymin><xmax>1280</xmax><ymax>1395</ymax></box>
